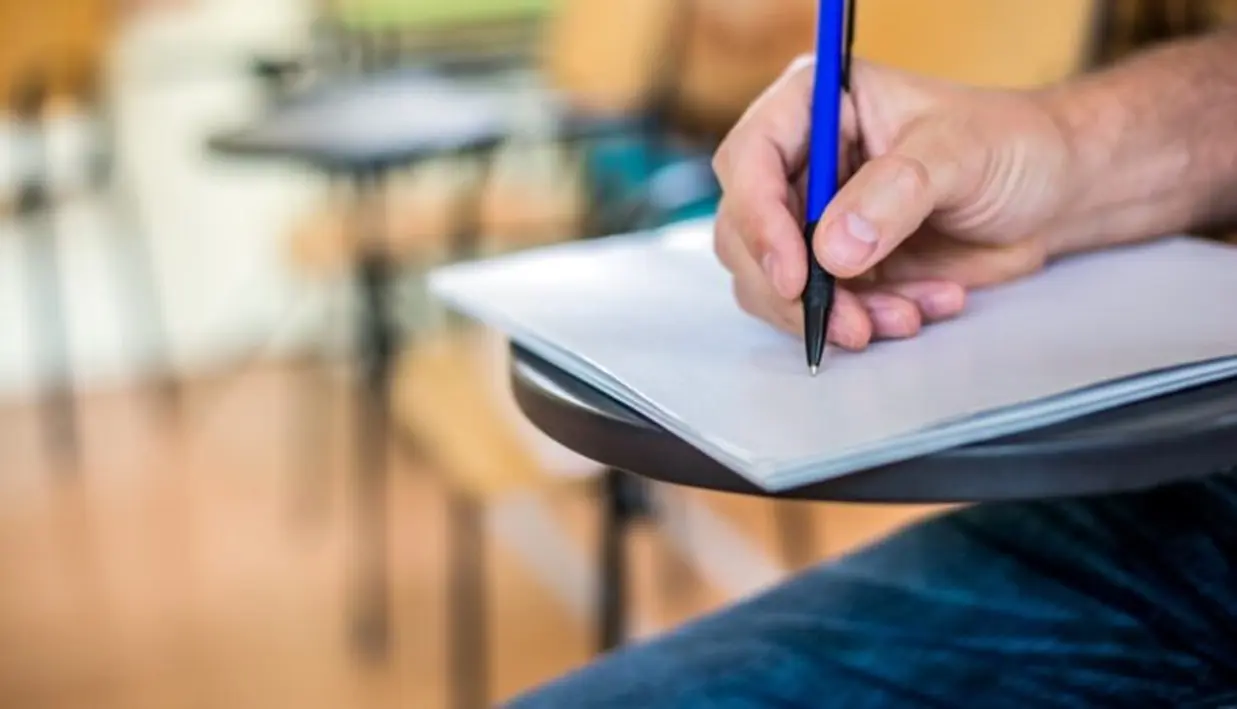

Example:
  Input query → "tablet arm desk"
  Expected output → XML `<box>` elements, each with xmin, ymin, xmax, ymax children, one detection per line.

<box><xmin>509</xmin><ymin>344</ymin><xmax>1237</xmax><ymax>505</ymax></box>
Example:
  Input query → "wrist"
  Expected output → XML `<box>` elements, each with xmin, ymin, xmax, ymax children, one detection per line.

<box><xmin>1032</xmin><ymin>83</ymin><xmax>1127</xmax><ymax>258</ymax></box>
<box><xmin>1033</xmin><ymin>30</ymin><xmax>1237</xmax><ymax>259</ymax></box>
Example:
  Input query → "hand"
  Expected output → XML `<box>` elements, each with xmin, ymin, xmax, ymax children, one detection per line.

<box><xmin>711</xmin><ymin>57</ymin><xmax>1075</xmax><ymax>350</ymax></box>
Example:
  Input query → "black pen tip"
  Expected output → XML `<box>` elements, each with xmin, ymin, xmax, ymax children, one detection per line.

<box><xmin>804</xmin><ymin>308</ymin><xmax>828</xmax><ymax>375</ymax></box>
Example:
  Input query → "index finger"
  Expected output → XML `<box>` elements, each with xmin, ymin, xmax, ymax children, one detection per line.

<box><xmin>714</xmin><ymin>55</ymin><xmax>817</xmax><ymax>186</ymax></box>
<box><xmin>712</xmin><ymin>58</ymin><xmax>817</xmax><ymax>299</ymax></box>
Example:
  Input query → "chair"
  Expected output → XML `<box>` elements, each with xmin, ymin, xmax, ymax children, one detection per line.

<box><xmin>1091</xmin><ymin>0</ymin><xmax>1237</xmax><ymax>66</ymax></box>
<box><xmin>854</xmin><ymin>0</ymin><xmax>1103</xmax><ymax>87</ymax></box>
<box><xmin>1</xmin><ymin>0</ymin><xmax>180</xmax><ymax>470</ymax></box>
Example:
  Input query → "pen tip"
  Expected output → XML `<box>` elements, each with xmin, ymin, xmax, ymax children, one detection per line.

<box><xmin>810</xmin><ymin>365</ymin><xmax>819</xmax><ymax>377</ymax></box>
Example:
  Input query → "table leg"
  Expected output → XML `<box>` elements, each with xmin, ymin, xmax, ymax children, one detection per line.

<box><xmin>350</xmin><ymin>171</ymin><xmax>395</xmax><ymax>661</ymax></box>
<box><xmin>292</xmin><ymin>176</ymin><xmax>349</xmax><ymax>524</ymax></box>
<box><xmin>599</xmin><ymin>467</ymin><xmax>638</xmax><ymax>652</ymax></box>
<box><xmin>291</xmin><ymin>350</ymin><xmax>334</xmax><ymax>525</ymax></box>
<box><xmin>448</xmin><ymin>492</ymin><xmax>488</xmax><ymax>709</ymax></box>
<box><xmin>774</xmin><ymin>502</ymin><xmax>819</xmax><ymax>570</ymax></box>
<box><xmin>437</xmin><ymin>153</ymin><xmax>496</xmax><ymax>707</ymax></box>
<box><xmin>81</xmin><ymin>69</ymin><xmax>181</xmax><ymax>422</ymax></box>
<box><xmin>104</xmin><ymin>185</ymin><xmax>181</xmax><ymax>421</ymax></box>
<box><xmin>16</xmin><ymin>141</ymin><xmax>79</xmax><ymax>473</ymax></box>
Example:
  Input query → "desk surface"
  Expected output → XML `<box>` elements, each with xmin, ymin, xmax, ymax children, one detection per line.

<box><xmin>209</xmin><ymin>70</ymin><xmax>526</xmax><ymax>169</ymax></box>
<box><xmin>510</xmin><ymin>346</ymin><xmax>1237</xmax><ymax>503</ymax></box>
<box><xmin>208</xmin><ymin>69</ymin><xmax>635</xmax><ymax>171</ymax></box>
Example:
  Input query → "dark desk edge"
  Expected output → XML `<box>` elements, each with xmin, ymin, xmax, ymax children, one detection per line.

<box><xmin>510</xmin><ymin>345</ymin><xmax>1237</xmax><ymax>504</ymax></box>
<box><xmin>207</xmin><ymin>110</ymin><xmax>643</xmax><ymax>174</ymax></box>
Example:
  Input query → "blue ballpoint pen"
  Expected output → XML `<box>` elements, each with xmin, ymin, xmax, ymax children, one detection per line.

<box><xmin>804</xmin><ymin>0</ymin><xmax>855</xmax><ymax>375</ymax></box>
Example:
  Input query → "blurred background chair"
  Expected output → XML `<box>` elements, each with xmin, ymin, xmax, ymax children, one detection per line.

<box><xmin>1093</xmin><ymin>0</ymin><xmax>1237</xmax><ymax>65</ymax></box>
<box><xmin>854</xmin><ymin>0</ymin><xmax>1102</xmax><ymax>86</ymax></box>
<box><xmin>1</xmin><ymin>0</ymin><xmax>182</xmax><ymax>472</ymax></box>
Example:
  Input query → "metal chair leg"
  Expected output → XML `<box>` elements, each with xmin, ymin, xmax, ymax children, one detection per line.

<box><xmin>19</xmin><ymin>184</ymin><xmax>79</xmax><ymax>471</ymax></box>
<box><xmin>13</xmin><ymin>78</ymin><xmax>79</xmax><ymax>472</ymax></box>
<box><xmin>291</xmin><ymin>351</ymin><xmax>335</xmax><ymax>525</ymax></box>
<box><xmin>599</xmin><ymin>467</ymin><xmax>638</xmax><ymax>652</ymax></box>
<box><xmin>774</xmin><ymin>501</ymin><xmax>819</xmax><ymax>570</ymax></box>
<box><xmin>448</xmin><ymin>492</ymin><xmax>488</xmax><ymax>709</ymax></box>
<box><xmin>349</xmin><ymin>171</ymin><xmax>395</xmax><ymax>662</ymax></box>
<box><xmin>77</xmin><ymin>64</ymin><xmax>183</xmax><ymax>422</ymax></box>
<box><xmin>350</xmin><ymin>248</ymin><xmax>393</xmax><ymax>661</ymax></box>
<box><xmin>291</xmin><ymin>180</ymin><xmax>351</xmax><ymax>526</ymax></box>
<box><xmin>103</xmin><ymin>183</ymin><xmax>182</xmax><ymax>420</ymax></box>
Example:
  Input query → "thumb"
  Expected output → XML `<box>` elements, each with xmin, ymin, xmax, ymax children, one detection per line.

<box><xmin>814</xmin><ymin>121</ymin><xmax>967</xmax><ymax>279</ymax></box>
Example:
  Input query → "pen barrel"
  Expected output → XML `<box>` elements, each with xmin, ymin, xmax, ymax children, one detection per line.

<box><xmin>806</xmin><ymin>0</ymin><xmax>847</xmax><ymax>222</ymax></box>
<box><xmin>802</xmin><ymin>221</ymin><xmax>835</xmax><ymax>309</ymax></box>
<box><xmin>804</xmin><ymin>261</ymin><xmax>833</xmax><ymax>308</ymax></box>
<box><xmin>802</xmin><ymin>220</ymin><xmax>833</xmax><ymax>366</ymax></box>
<box><xmin>802</xmin><ymin>0</ymin><xmax>848</xmax><ymax>370</ymax></box>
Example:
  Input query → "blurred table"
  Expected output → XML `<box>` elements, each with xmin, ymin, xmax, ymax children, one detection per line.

<box><xmin>211</xmin><ymin>70</ymin><xmax>522</xmax><ymax>169</ymax></box>
<box><xmin>210</xmin><ymin>71</ymin><xmax>532</xmax><ymax>685</ymax></box>
<box><xmin>210</xmin><ymin>73</ymin><xmax>531</xmax><ymax>699</ymax></box>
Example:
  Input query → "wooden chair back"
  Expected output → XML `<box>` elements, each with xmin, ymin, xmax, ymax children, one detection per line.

<box><xmin>854</xmin><ymin>0</ymin><xmax>1102</xmax><ymax>87</ymax></box>
<box><xmin>672</xmin><ymin>0</ymin><xmax>818</xmax><ymax>137</ymax></box>
<box><xmin>0</xmin><ymin>0</ymin><xmax>115</xmax><ymax>111</ymax></box>
<box><xmin>541</xmin><ymin>0</ymin><xmax>815</xmax><ymax>137</ymax></box>
<box><xmin>539</xmin><ymin>0</ymin><xmax>684</xmax><ymax>116</ymax></box>
<box><xmin>1093</xmin><ymin>0</ymin><xmax>1237</xmax><ymax>65</ymax></box>
<box><xmin>541</xmin><ymin>0</ymin><xmax>1103</xmax><ymax>139</ymax></box>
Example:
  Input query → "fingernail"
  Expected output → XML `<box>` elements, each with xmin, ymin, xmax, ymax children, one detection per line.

<box><xmin>821</xmin><ymin>213</ymin><xmax>879</xmax><ymax>271</ymax></box>
<box><xmin>926</xmin><ymin>291</ymin><xmax>958</xmax><ymax>313</ymax></box>
<box><xmin>922</xmin><ymin>288</ymin><xmax>964</xmax><ymax>319</ymax></box>
<box><xmin>827</xmin><ymin>302</ymin><xmax>871</xmax><ymax>351</ymax></box>
<box><xmin>870</xmin><ymin>305</ymin><xmax>912</xmax><ymax>334</ymax></box>
<box><xmin>761</xmin><ymin>252</ymin><xmax>782</xmax><ymax>294</ymax></box>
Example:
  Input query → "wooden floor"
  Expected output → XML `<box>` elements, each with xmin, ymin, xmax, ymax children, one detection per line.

<box><xmin>0</xmin><ymin>360</ymin><xmax>939</xmax><ymax>709</ymax></box>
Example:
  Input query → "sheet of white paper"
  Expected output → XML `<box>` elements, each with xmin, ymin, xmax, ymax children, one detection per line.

<box><xmin>429</xmin><ymin>220</ymin><xmax>1237</xmax><ymax>491</ymax></box>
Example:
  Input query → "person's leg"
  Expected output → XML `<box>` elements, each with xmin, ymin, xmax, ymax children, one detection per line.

<box><xmin>506</xmin><ymin>473</ymin><xmax>1237</xmax><ymax>708</ymax></box>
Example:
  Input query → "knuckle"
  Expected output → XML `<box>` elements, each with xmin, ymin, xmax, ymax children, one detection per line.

<box><xmin>731</xmin><ymin>278</ymin><xmax>754</xmax><ymax>313</ymax></box>
<box><xmin>884</xmin><ymin>154</ymin><xmax>933</xmax><ymax>200</ymax></box>
<box><xmin>735</xmin><ymin>204</ymin><xmax>760</xmax><ymax>241</ymax></box>
<box><xmin>731</xmin><ymin>205</ymin><xmax>766</xmax><ymax>258</ymax></box>
<box><xmin>711</xmin><ymin>144</ymin><xmax>732</xmax><ymax>182</ymax></box>
<box><xmin>713</xmin><ymin>223</ymin><xmax>736</xmax><ymax>270</ymax></box>
<box><xmin>731</xmin><ymin>278</ymin><xmax>764</xmax><ymax>319</ymax></box>
<box><xmin>714</xmin><ymin>202</ymin><xmax>757</xmax><ymax>268</ymax></box>
<box><xmin>712</xmin><ymin>226</ymin><xmax>727</xmax><ymax>262</ymax></box>
<box><xmin>711</xmin><ymin>132</ymin><xmax>757</xmax><ymax>190</ymax></box>
<box><xmin>1000</xmin><ymin>239</ymin><xmax>1049</xmax><ymax>278</ymax></box>
<box><xmin>786</xmin><ymin>53</ymin><xmax>816</xmax><ymax>76</ymax></box>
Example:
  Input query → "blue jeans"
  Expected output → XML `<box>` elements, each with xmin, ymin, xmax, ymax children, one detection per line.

<box><xmin>506</xmin><ymin>473</ymin><xmax>1237</xmax><ymax>708</ymax></box>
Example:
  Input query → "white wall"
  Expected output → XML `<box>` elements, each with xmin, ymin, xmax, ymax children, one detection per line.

<box><xmin>0</xmin><ymin>0</ymin><xmax>329</xmax><ymax>400</ymax></box>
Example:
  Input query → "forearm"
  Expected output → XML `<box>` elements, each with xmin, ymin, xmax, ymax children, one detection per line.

<box><xmin>1042</xmin><ymin>26</ymin><xmax>1237</xmax><ymax>256</ymax></box>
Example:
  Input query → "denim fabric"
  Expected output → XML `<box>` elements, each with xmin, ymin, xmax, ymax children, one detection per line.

<box><xmin>506</xmin><ymin>473</ymin><xmax>1237</xmax><ymax>708</ymax></box>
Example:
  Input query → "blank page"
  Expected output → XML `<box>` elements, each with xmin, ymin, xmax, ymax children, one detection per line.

<box><xmin>429</xmin><ymin>220</ymin><xmax>1237</xmax><ymax>491</ymax></box>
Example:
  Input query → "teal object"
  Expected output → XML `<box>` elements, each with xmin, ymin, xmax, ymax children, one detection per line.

<box><xmin>586</xmin><ymin>135</ymin><xmax>719</xmax><ymax>230</ymax></box>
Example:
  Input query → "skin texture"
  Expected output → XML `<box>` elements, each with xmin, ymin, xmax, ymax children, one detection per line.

<box><xmin>711</xmin><ymin>27</ymin><xmax>1237</xmax><ymax>351</ymax></box>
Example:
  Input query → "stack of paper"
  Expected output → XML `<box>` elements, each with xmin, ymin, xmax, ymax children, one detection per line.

<box><xmin>429</xmin><ymin>219</ymin><xmax>1237</xmax><ymax>492</ymax></box>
